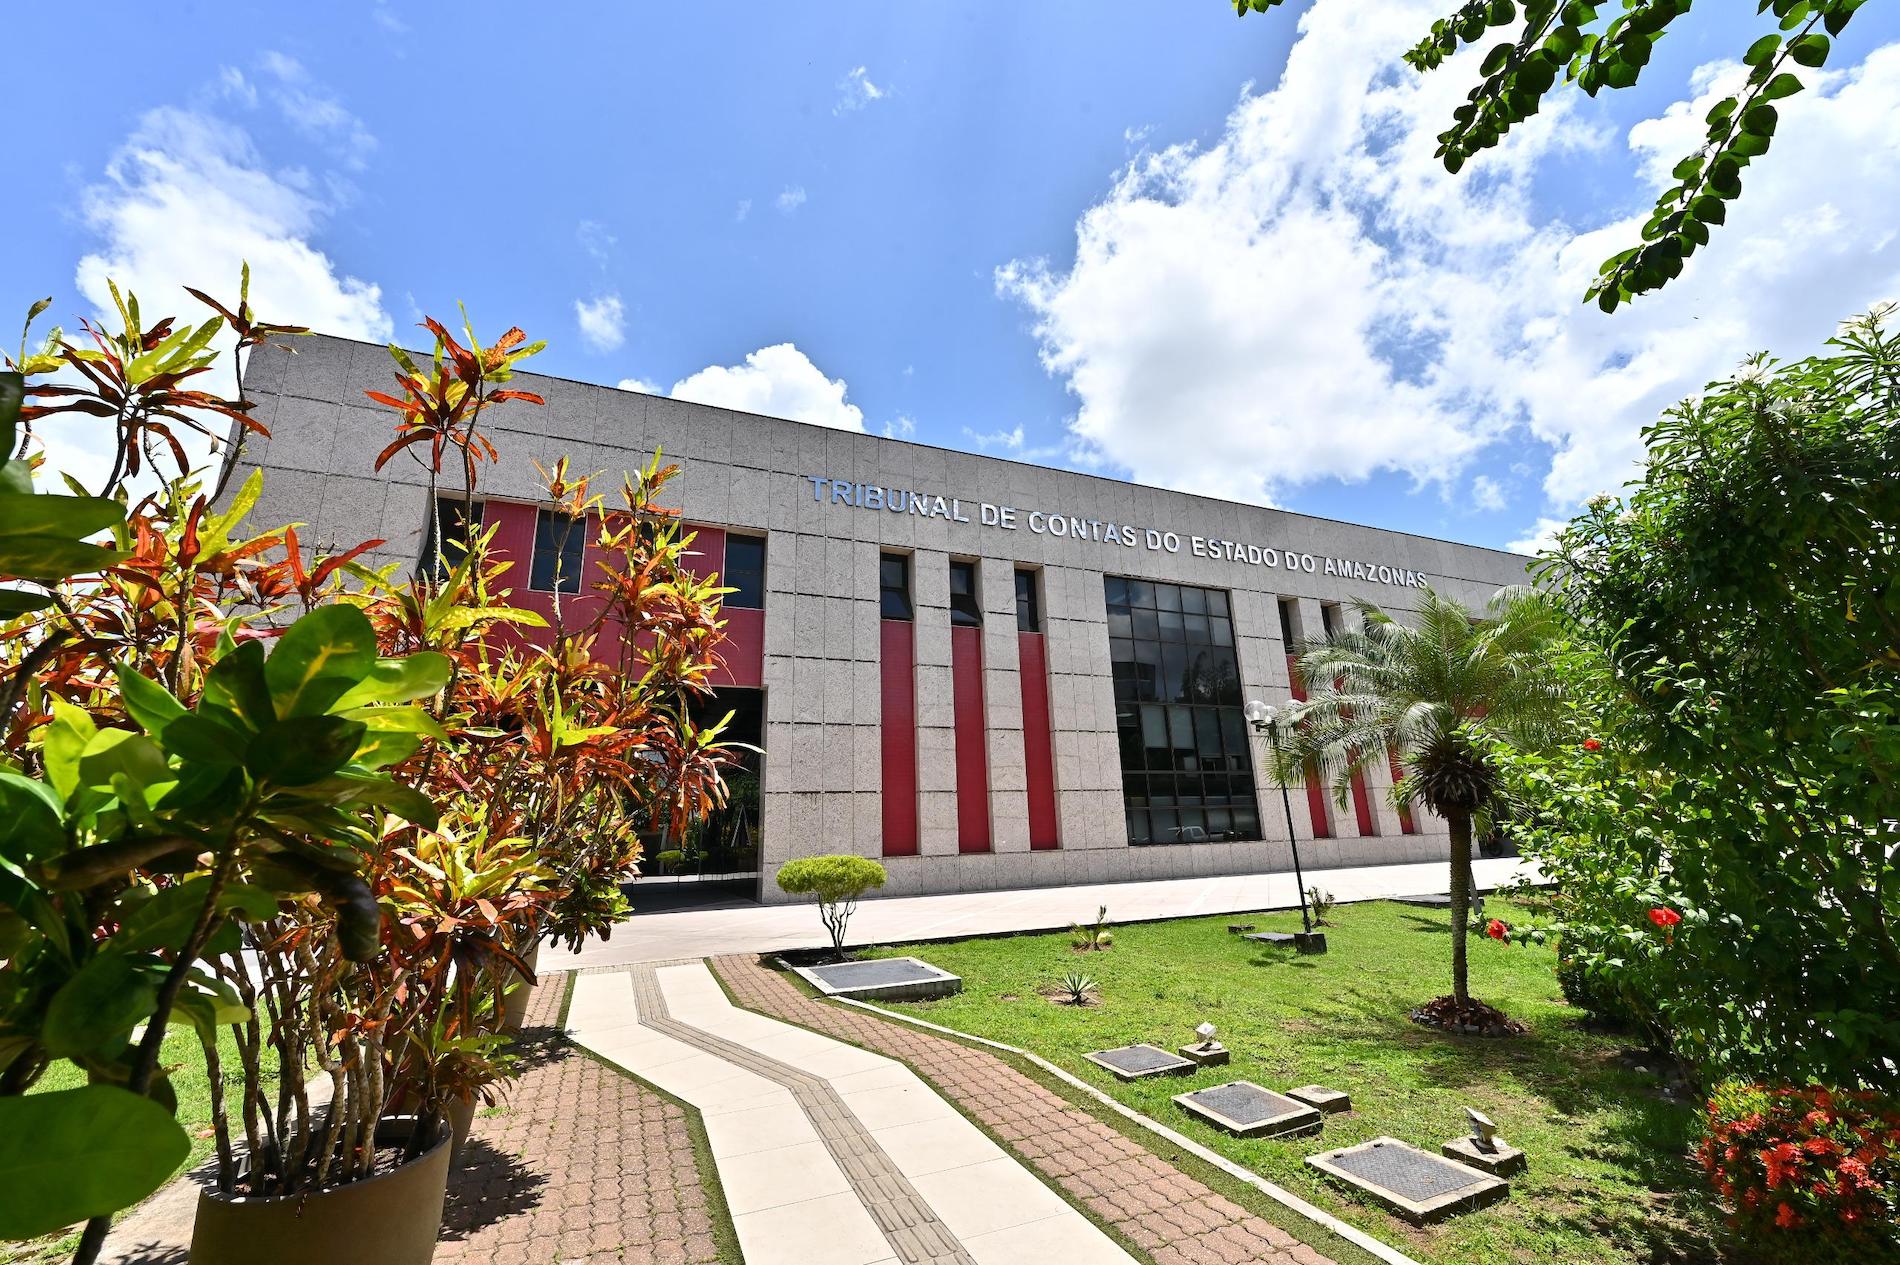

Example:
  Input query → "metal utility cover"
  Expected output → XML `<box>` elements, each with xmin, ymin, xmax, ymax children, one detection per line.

<box><xmin>1308</xmin><ymin>1136</ymin><xmax>1509</xmax><ymax>1224</ymax></box>
<box><xmin>1084</xmin><ymin>1043</ymin><xmax>1197</xmax><ymax>1080</ymax></box>
<box><xmin>791</xmin><ymin>956</ymin><xmax>962</xmax><ymax>1002</ymax></box>
<box><xmin>1175</xmin><ymin>1082</ymin><xmax>1323</xmax><ymax>1138</ymax></box>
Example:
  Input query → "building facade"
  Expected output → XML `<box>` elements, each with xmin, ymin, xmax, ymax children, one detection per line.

<box><xmin>229</xmin><ymin>334</ymin><xmax>1530</xmax><ymax>903</ymax></box>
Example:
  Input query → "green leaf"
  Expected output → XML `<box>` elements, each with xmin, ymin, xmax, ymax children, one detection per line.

<box><xmin>300</xmin><ymin>770</ymin><xmax>439</xmax><ymax>826</ymax></box>
<box><xmin>1788</xmin><ymin>31</ymin><xmax>1829</xmax><ymax>65</ymax></box>
<box><xmin>77</xmin><ymin>730</ymin><xmax>173</xmax><ymax>802</ymax></box>
<box><xmin>0</xmin><ymin>492</ymin><xmax>124</xmax><ymax>539</ymax></box>
<box><xmin>1742</xmin><ymin>32</ymin><xmax>1781</xmax><ymax>65</ymax></box>
<box><xmin>200</xmin><ymin>639</ymin><xmax>274</xmax><ymax>730</ymax></box>
<box><xmin>167</xmin><ymin>970</ymin><xmax>249</xmax><ymax>1037</ymax></box>
<box><xmin>0</xmin><ymin>533</ymin><xmax>128</xmax><ymax>583</ymax></box>
<box><xmin>116</xmin><ymin>878</ymin><xmax>217</xmax><ymax>952</ymax></box>
<box><xmin>328</xmin><ymin>651</ymin><xmax>452</xmax><ymax>711</ymax></box>
<box><xmin>0</xmin><ymin>771</ymin><xmax>63</xmax><ymax>868</ymax></box>
<box><xmin>0</xmin><ymin>588</ymin><xmax>54</xmax><ymax>617</ymax></box>
<box><xmin>265</xmin><ymin>605</ymin><xmax>378</xmax><ymax>718</ymax></box>
<box><xmin>44</xmin><ymin>698</ymin><xmax>98</xmax><ymax>801</ymax></box>
<box><xmin>246</xmin><ymin>715</ymin><xmax>368</xmax><ymax>787</ymax></box>
<box><xmin>117</xmin><ymin>667</ymin><xmax>188</xmax><ymax>736</ymax></box>
<box><xmin>160</xmin><ymin>712</ymin><xmax>251</xmax><ymax>766</ymax></box>
<box><xmin>0</xmin><ymin>1087</ymin><xmax>191</xmax><ymax>1239</ymax></box>
<box><xmin>43</xmin><ymin>951</ymin><xmax>162</xmax><ymax>1059</ymax></box>
<box><xmin>1761</xmin><ymin>72</ymin><xmax>1804</xmax><ymax>99</ymax></box>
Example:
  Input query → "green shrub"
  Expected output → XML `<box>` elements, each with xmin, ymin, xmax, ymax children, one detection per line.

<box><xmin>776</xmin><ymin>855</ymin><xmax>886</xmax><ymax>956</ymax></box>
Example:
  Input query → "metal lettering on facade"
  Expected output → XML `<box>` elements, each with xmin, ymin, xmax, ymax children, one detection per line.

<box><xmin>802</xmin><ymin>475</ymin><xmax>1429</xmax><ymax>589</ymax></box>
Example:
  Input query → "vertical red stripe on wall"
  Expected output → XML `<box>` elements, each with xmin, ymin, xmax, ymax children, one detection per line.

<box><xmin>1287</xmin><ymin>655</ymin><xmax>1333</xmax><ymax>839</ymax></box>
<box><xmin>880</xmin><ymin>621</ymin><xmax>919</xmax><ymax>856</ymax></box>
<box><xmin>1391</xmin><ymin>754</ymin><xmax>1417</xmax><ymax>834</ymax></box>
<box><xmin>1018</xmin><ymin>632</ymin><xmax>1060</xmax><ymax>850</ymax></box>
<box><xmin>950</xmin><ymin>626</ymin><xmax>991</xmax><ymax>853</ymax></box>
<box><xmin>1350</xmin><ymin>771</ymin><xmax>1376</xmax><ymax>836</ymax></box>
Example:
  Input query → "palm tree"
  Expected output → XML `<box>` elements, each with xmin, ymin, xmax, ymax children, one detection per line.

<box><xmin>1261</xmin><ymin>586</ymin><xmax>1561</xmax><ymax>1009</ymax></box>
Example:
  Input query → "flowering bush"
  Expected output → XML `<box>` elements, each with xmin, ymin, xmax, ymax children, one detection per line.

<box><xmin>1699</xmin><ymin>1082</ymin><xmax>1900</xmax><ymax>1262</ymax></box>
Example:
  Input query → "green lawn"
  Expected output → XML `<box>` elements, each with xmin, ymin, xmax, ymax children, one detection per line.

<box><xmin>867</xmin><ymin>899</ymin><xmax>1728</xmax><ymax>1265</ymax></box>
<box><xmin>1</xmin><ymin>1027</ymin><xmax>269</xmax><ymax>1265</ymax></box>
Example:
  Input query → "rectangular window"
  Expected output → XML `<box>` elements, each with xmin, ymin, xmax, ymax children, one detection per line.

<box><xmin>725</xmin><ymin>534</ymin><xmax>766</xmax><ymax>609</ymax></box>
<box><xmin>1277</xmin><ymin>598</ymin><xmax>1297</xmax><ymax>646</ymax></box>
<box><xmin>1104</xmin><ymin>577</ymin><xmax>1259</xmax><ymax>845</ymax></box>
<box><xmin>948</xmin><ymin>559</ymin><xmax>982</xmax><ymax>626</ymax></box>
<box><xmin>1015</xmin><ymin>568</ymin><xmax>1041</xmax><ymax>632</ymax></box>
<box><xmin>420</xmin><ymin>495</ymin><xmax>484</xmax><ymax>579</ymax></box>
<box><xmin>880</xmin><ymin>552</ymin><xmax>913</xmax><ymax>621</ymax></box>
<box><xmin>531</xmin><ymin>509</ymin><xmax>586</xmax><ymax>593</ymax></box>
<box><xmin>1321</xmin><ymin>602</ymin><xmax>1343</xmax><ymax>637</ymax></box>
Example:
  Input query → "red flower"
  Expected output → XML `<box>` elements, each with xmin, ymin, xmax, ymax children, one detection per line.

<box><xmin>1486</xmin><ymin>919</ymin><xmax>1508</xmax><ymax>941</ymax></box>
<box><xmin>1775</xmin><ymin>1202</ymin><xmax>1801</xmax><ymax>1230</ymax></box>
<box><xmin>1582</xmin><ymin>737</ymin><xmax>1602</xmax><ymax>752</ymax></box>
<box><xmin>1648</xmin><ymin>907</ymin><xmax>1682</xmax><ymax>929</ymax></box>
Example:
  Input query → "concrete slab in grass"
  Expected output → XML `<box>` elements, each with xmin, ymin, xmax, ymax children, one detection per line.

<box><xmin>1308</xmin><ymin>1135</ymin><xmax>1509</xmax><ymax>1224</ymax></box>
<box><xmin>789</xmin><ymin>955</ymin><xmax>963</xmax><ymax>1002</ymax></box>
<box><xmin>1083</xmin><ymin>1043</ymin><xmax>1197</xmax><ymax>1081</ymax></box>
<box><xmin>1287</xmin><ymin>1084</ymin><xmax>1353</xmax><ymax>1114</ymax></box>
<box><xmin>1175</xmin><ymin>1081</ymin><xmax>1323</xmax><ymax>1139</ymax></box>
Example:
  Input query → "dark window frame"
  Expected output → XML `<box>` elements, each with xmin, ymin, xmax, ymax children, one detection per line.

<box><xmin>1106</xmin><ymin>576</ymin><xmax>1260</xmax><ymax>846</ymax></box>
<box><xmin>531</xmin><ymin>508</ymin><xmax>587</xmax><ymax>594</ymax></box>
<box><xmin>948</xmin><ymin>559</ymin><xmax>982</xmax><ymax>626</ymax></box>
<box><xmin>880</xmin><ymin>552</ymin><xmax>913</xmax><ymax>621</ymax></box>
<box><xmin>1015</xmin><ymin>568</ymin><xmax>1042</xmax><ymax>633</ymax></box>
<box><xmin>724</xmin><ymin>534</ymin><xmax>767</xmax><ymax>609</ymax></box>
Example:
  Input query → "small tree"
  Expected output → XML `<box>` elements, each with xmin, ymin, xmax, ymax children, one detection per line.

<box><xmin>1264</xmin><ymin>587</ymin><xmax>1562</xmax><ymax>1013</ymax></box>
<box><xmin>777</xmin><ymin>855</ymin><xmax>886</xmax><ymax>958</ymax></box>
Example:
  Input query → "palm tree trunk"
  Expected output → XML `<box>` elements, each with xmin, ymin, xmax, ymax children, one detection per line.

<box><xmin>1447</xmin><ymin>809</ymin><xmax>1473</xmax><ymax>1005</ymax></box>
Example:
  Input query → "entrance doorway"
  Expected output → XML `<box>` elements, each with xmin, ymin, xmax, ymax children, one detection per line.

<box><xmin>626</xmin><ymin>686</ymin><xmax>765</xmax><ymax>909</ymax></box>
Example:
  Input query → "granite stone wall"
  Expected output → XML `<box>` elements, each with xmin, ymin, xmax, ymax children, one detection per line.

<box><xmin>225</xmin><ymin>334</ymin><xmax>1532</xmax><ymax>903</ymax></box>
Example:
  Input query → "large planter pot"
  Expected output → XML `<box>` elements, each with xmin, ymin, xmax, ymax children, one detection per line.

<box><xmin>189</xmin><ymin>1119</ymin><xmax>450</xmax><ymax>1265</ymax></box>
<box><xmin>501</xmin><ymin>939</ymin><xmax>542</xmax><ymax>1032</ymax></box>
<box><xmin>445</xmin><ymin>1095</ymin><xmax>477</xmax><ymax>1165</ymax></box>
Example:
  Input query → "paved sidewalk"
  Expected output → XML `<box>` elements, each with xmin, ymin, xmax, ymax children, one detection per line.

<box><xmin>435</xmin><ymin>977</ymin><xmax>724</xmax><ymax>1265</ymax></box>
<box><xmin>545</xmin><ymin>857</ymin><xmax>1538</xmax><ymax>970</ymax></box>
<box><xmin>712</xmin><ymin>953</ymin><xmax>1339</xmax><ymax>1265</ymax></box>
<box><xmin>569</xmin><ymin>960</ymin><xmax>1137</xmax><ymax>1265</ymax></box>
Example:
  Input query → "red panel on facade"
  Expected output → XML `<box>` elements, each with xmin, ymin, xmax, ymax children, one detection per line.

<box><xmin>1350</xmin><ymin>770</ymin><xmax>1376</xmax><ymax>836</ymax></box>
<box><xmin>951</xmin><ymin>625</ymin><xmax>991</xmax><ymax>853</ymax></box>
<box><xmin>1017</xmin><ymin>632</ymin><xmax>1060</xmax><ymax>850</ymax></box>
<box><xmin>880</xmin><ymin>620</ymin><xmax>919</xmax><ymax>857</ymax></box>
<box><xmin>1287</xmin><ymin>654</ymin><xmax>1333</xmax><ymax>839</ymax></box>
<box><xmin>1391</xmin><ymin>753</ymin><xmax>1417</xmax><ymax>834</ymax></box>
<box><xmin>714</xmin><ymin>608</ymin><xmax>766</xmax><ymax>689</ymax></box>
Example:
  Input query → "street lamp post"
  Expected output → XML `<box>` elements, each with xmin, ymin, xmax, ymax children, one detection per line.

<box><xmin>1244</xmin><ymin>699</ymin><xmax>1326</xmax><ymax>954</ymax></box>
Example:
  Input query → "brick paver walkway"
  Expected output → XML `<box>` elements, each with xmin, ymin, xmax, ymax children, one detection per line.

<box><xmin>435</xmin><ymin>974</ymin><xmax>725</xmax><ymax>1265</ymax></box>
<box><xmin>711</xmin><ymin>955</ymin><xmax>1337</xmax><ymax>1265</ymax></box>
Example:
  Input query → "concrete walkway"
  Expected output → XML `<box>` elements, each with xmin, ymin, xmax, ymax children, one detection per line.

<box><xmin>547</xmin><ymin>856</ymin><xmax>1539</xmax><ymax>970</ymax></box>
<box><xmin>569</xmin><ymin>961</ymin><xmax>1138</xmax><ymax>1265</ymax></box>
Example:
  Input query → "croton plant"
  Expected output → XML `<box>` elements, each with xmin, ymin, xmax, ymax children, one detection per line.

<box><xmin>0</xmin><ymin>276</ymin><xmax>739</xmax><ymax>1263</ymax></box>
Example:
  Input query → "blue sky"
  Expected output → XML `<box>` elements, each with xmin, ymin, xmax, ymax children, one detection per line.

<box><xmin>7</xmin><ymin>1</ymin><xmax>1900</xmax><ymax>551</ymax></box>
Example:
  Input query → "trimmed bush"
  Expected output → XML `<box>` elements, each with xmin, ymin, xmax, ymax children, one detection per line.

<box><xmin>1699</xmin><ymin>1083</ymin><xmax>1900</xmax><ymax>1262</ymax></box>
<box><xmin>776</xmin><ymin>855</ymin><xmax>887</xmax><ymax>957</ymax></box>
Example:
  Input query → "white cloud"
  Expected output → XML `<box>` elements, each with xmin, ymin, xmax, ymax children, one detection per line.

<box><xmin>1000</xmin><ymin>0</ymin><xmax>1900</xmax><ymax>543</ymax></box>
<box><xmin>776</xmin><ymin>186</ymin><xmax>807</xmax><ymax>214</ymax></box>
<box><xmin>575</xmin><ymin>293</ymin><xmax>626</xmax><ymax>353</ymax></box>
<box><xmin>257</xmin><ymin>52</ymin><xmax>376</xmax><ymax>170</ymax></box>
<box><xmin>1470</xmin><ymin>474</ymin><xmax>1506</xmax><ymax>512</ymax></box>
<box><xmin>616</xmin><ymin>376</ymin><xmax>661</xmax><ymax>394</ymax></box>
<box><xmin>883</xmin><ymin>415</ymin><xmax>917</xmax><ymax>439</ymax></box>
<box><xmin>668</xmin><ymin>343</ymin><xmax>864</xmax><ymax>431</ymax></box>
<box><xmin>76</xmin><ymin>106</ymin><xmax>390</xmax><ymax>343</ymax></box>
<box><xmin>1507</xmin><ymin>517</ymin><xmax>1568</xmax><ymax>557</ymax></box>
<box><xmin>59</xmin><ymin>104</ymin><xmax>390</xmax><ymax>491</ymax></box>
<box><xmin>577</xmin><ymin>219</ymin><xmax>616</xmax><ymax>265</ymax></box>
<box><xmin>835</xmin><ymin>66</ymin><xmax>887</xmax><ymax>115</ymax></box>
<box><xmin>735</xmin><ymin>198</ymin><xmax>752</xmax><ymax>223</ymax></box>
